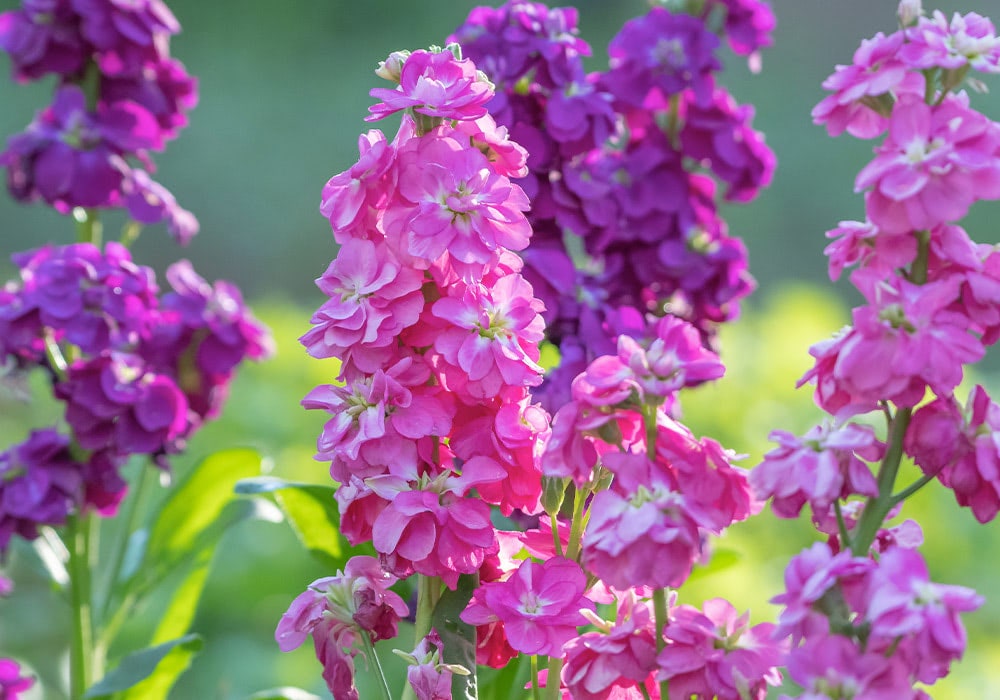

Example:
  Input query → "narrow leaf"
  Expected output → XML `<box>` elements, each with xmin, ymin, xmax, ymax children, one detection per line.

<box><xmin>119</xmin><ymin>634</ymin><xmax>203</xmax><ymax>700</ymax></box>
<box><xmin>430</xmin><ymin>573</ymin><xmax>478</xmax><ymax>700</ymax></box>
<box><xmin>82</xmin><ymin>634</ymin><xmax>202</xmax><ymax>698</ymax></box>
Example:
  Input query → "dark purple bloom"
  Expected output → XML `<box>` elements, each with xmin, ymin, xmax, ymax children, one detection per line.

<box><xmin>101</xmin><ymin>55</ymin><xmax>198</xmax><ymax>141</ymax></box>
<box><xmin>70</xmin><ymin>0</ymin><xmax>179</xmax><ymax>76</ymax></box>
<box><xmin>120</xmin><ymin>165</ymin><xmax>199</xmax><ymax>244</ymax></box>
<box><xmin>0</xmin><ymin>429</ymin><xmax>82</xmax><ymax>551</ymax></box>
<box><xmin>704</xmin><ymin>0</ymin><xmax>776</xmax><ymax>56</ymax></box>
<box><xmin>543</xmin><ymin>77</ymin><xmax>616</xmax><ymax>157</ymax></box>
<box><xmin>606</xmin><ymin>8</ymin><xmax>721</xmax><ymax>107</ymax></box>
<box><xmin>1</xmin><ymin>85</ymin><xmax>162</xmax><ymax>211</ymax></box>
<box><xmin>0</xmin><ymin>0</ymin><xmax>87</xmax><ymax>81</ymax></box>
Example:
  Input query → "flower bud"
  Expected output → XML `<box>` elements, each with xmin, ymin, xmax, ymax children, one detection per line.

<box><xmin>541</xmin><ymin>475</ymin><xmax>569</xmax><ymax>517</ymax></box>
<box><xmin>375</xmin><ymin>50</ymin><xmax>409</xmax><ymax>83</ymax></box>
<box><xmin>897</xmin><ymin>0</ymin><xmax>922</xmax><ymax>27</ymax></box>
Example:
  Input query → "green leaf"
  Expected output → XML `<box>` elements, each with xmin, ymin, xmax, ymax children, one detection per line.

<box><xmin>83</xmin><ymin>634</ymin><xmax>202</xmax><ymax>699</ymax></box>
<box><xmin>245</xmin><ymin>688</ymin><xmax>322</xmax><ymax>700</ymax></box>
<box><xmin>146</xmin><ymin>448</ymin><xmax>264</xmax><ymax>570</ymax></box>
<box><xmin>430</xmin><ymin>573</ymin><xmax>478</xmax><ymax>700</ymax></box>
<box><xmin>235</xmin><ymin>476</ymin><xmax>349</xmax><ymax>569</ymax></box>
<box><xmin>685</xmin><ymin>546</ymin><xmax>741</xmax><ymax>583</ymax></box>
<box><xmin>478</xmin><ymin>656</ymin><xmax>527</xmax><ymax>700</ymax></box>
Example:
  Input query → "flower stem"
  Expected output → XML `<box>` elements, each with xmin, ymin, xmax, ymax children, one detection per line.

<box><xmin>653</xmin><ymin>587</ymin><xmax>670</xmax><ymax>700</ymax></box>
<box><xmin>67</xmin><ymin>513</ymin><xmax>96</xmax><ymax>699</ymax></box>
<box><xmin>565</xmin><ymin>485</ymin><xmax>588</xmax><ymax>562</ymax></box>
<box><xmin>73</xmin><ymin>207</ymin><xmax>102</xmax><ymax>247</ymax></box>
<box><xmin>851</xmin><ymin>407</ymin><xmax>912</xmax><ymax>556</ymax></box>
<box><xmin>531</xmin><ymin>655</ymin><xmax>541</xmax><ymax>700</ymax></box>
<box><xmin>361</xmin><ymin>632</ymin><xmax>393</xmax><ymax>700</ymax></box>
<box><xmin>544</xmin><ymin>655</ymin><xmax>562</xmax><ymax>700</ymax></box>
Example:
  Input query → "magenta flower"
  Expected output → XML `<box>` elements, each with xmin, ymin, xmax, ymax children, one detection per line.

<box><xmin>300</xmin><ymin>238</ymin><xmax>425</xmax><ymax>373</ymax></box>
<box><xmin>432</xmin><ymin>273</ymin><xmax>545</xmax><ymax>399</ymax></box>
<box><xmin>383</xmin><ymin>133</ymin><xmax>532</xmax><ymax>271</ymax></box>
<box><xmin>823</xmin><ymin>219</ymin><xmax>917</xmax><ymax>281</ymax></box>
<box><xmin>0</xmin><ymin>658</ymin><xmax>34</xmax><ymax>700</ymax></box>
<box><xmin>657</xmin><ymin>599</ymin><xmax>784</xmax><ymax>700</ymax></box>
<box><xmin>70</xmin><ymin>0</ymin><xmax>179</xmax><ymax>76</ymax></box>
<box><xmin>402</xmin><ymin>631</ymin><xmax>469</xmax><ymax>700</ymax></box>
<box><xmin>0</xmin><ymin>0</ymin><xmax>87</xmax><ymax>81</ymax></box>
<box><xmin>750</xmin><ymin>422</ymin><xmax>882</xmax><ymax>519</ymax></box>
<box><xmin>368</xmin><ymin>48</ymin><xmax>493</xmax><ymax>123</ymax></box>
<box><xmin>461</xmin><ymin>557</ymin><xmax>594</xmax><ymax>657</ymax></box>
<box><xmin>812</xmin><ymin>31</ymin><xmax>922</xmax><ymax>139</ymax></box>
<box><xmin>450</xmin><ymin>114</ymin><xmax>529</xmax><ymax>179</ymax></box>
<box><xmin>119</xmin><ymin>165</ymin><xmax>199</xmax><ymax>244</ymax></box>
<box><xmin>857</xmin><ymin>93</ymin><xmax>1000</xmax><ymax>234</ymax></box>
<box><xmin>705</xmin><ymin>0</ymin><xmax>776</xmax><ymax>57</ymax></box>
<box><xmin>319</xmin><ymin>129</ymin><xmax>396</xmax><ymax>243</ymax></box>
<box><xmin>901</xmin><ymin>11</ymin><xmax>1000</xmax><ymax>73</ymax></box>
<box><xmin>865</xmin><ymin>546</ymin><xmax>982</xmax><ymax>684</ymax></box>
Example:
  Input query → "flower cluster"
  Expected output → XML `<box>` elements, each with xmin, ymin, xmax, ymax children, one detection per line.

<box><xmin>752</xmin><ymin>2</ymin><xmax>997</xmax><ymax>695</ymax></box>
<box><xmin>0</xmin><ymin>0</ymin><xmax>198</xmax><ymax>241</ymax></box>
<box><xmin>449</xmin><ymin>0</ymin><xmax>775</xmax><ymax>410</ymax></box>
<box><xmin>285</xmin><ymin>4</ymin><xmax>785</xmax><ymax>698</ymax></box>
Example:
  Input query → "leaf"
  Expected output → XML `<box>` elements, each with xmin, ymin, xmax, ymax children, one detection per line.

<box><xmin>145</xmin><ymin>448</ymin><xmax>264</xmax><ymax>571</ymax></box>
<box><xmin>685</xmin><ymin>547</ymin><xmax>741</xmax><ymax>584</ymax></box>
<box><xmin>478</xmin><ymin>656</ymin><xmax>527</xmax><ymax>700</ymax></box>
<box><xmin>118</xmin><ymin>635</ymin><xmax>203</xmax><ymax>700</ymax></box>
<box><xmin>235</xmin><ymin>476</ymin><xmax>349</xmax><ymax>569</ymax></box>
<box><xmin>82</xmin><ymin>634</ymin><xmax>202</xmax><ymax>699</ymax></box>
<box><xmin>430</xmin><ymin>573</ymin><xmax>479</xmax><ymax>700</ymax></box>
<box><xmin>245</xmin><ymin>688</ymin><xmax>322</xmax><ymax>700</ymax></box>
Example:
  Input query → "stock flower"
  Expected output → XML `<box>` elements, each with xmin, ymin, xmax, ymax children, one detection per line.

<box><xmin>657</xmin><ymin>599</ymin><xmax>783</xmax><ymax>700</ymax></box>
<box><xmin>0</xmin><ymin>429</ymin><xmax>81</xmax><ymax>551</ymax></box>
<box><xmin>0</xmin><ymin>0</ymin><xmax>87</xmax><ymax>81</ymax></box>
<box><xmin>461</xmin><ymin>556</ymin><xmax>594</xmax><ymax>657</ymax></box>
<box><xmin>823</xmin><ymin>219</ymin><xmax>917</xmax><ymax>281</ymax></box>
<box><xmin>901</xmin><ymin>11</ymin><xmax>1000</xmax><ymax>73</ymax></box>
<box><xmin>383</xmin><ymin>133</ymin><xmax>532</xmax><ymax>271</ymax></box>
<box><xmin>1</xmin><ymin>85</ymin><xmax>162</xmax><ymax>210</ymax></box>
<box><xmin>119</xmin><ymin>165</ymin><xmax>199</xmax><ymax>244</ymax></box>
<box><xmin>451</xmin><ymin>114</ymin><xmax>529</xmax><ymax>179</ymax></box>
<box><xmin>605</xmin><ymin>7</ymin><xmax>721</xmax><ymax>106</ymax></box>
<box><xmin>431</xmin><ymin>273</ymin><xmax>545</xmax><ymax>399</ymax></box>
<box><xmin>857</xmin><ymin>93</ymin><xmax>1000</xmax><ymax>234</ymax></box>
<box><xmin>0</xmin><ymin>658</ymin><xmax>34</xmax><ymax>700</ymax></box>
<box><xmin>865</xmin><ymin>546</ymin><xmax>982</xmax><ymax>684</ymax></box>
<box><xmin>300</xmin><ymin>238</ymin><xmax>425</xmax><ymax>373</ymax></box>
<box><xmin>319</xmin><ymin>129</ymin><xmax>395</xmax><ymax>243</ymax></box>
<box><xmin>750</xmin><ymin>422</ymin><xmax>882</xmax><ymax>519</ymax></box>
<box><xmin>403</xmin><ymin>631</ymin><xmax>468</xmax><ymax>700</ymax></box>
<box><xmin>705</xmin><ymin>0</ymin><xmax>776</xmax><ymax>56</ymax></box>
<box><xmin>812</xmin><ymin>31</ymin><xmax>922</xmax><ymax>139</ymax></box>
<box><xmin>101</xmin><ymin>55</ymin><xmax>198</xmax><ymax>142</ymax></box>
<box><xmin>71</xmin><ymin>0</ymin><xmax>179</xmax><ymax>76</ymax></box>
<box><xmin>368</xmin><ymin>48</ymin><xmax>493</xmax><ymax>122</ymax></box>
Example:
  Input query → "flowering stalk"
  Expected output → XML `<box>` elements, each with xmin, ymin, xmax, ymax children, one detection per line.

<box><xmin>67</xmin><ymin>514</ymin><xmax>95</xmax><ymax>699</ymax></box>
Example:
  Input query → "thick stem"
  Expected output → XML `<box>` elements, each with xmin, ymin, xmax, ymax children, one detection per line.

<box><xmin>543</xmin><ymin>656</ymin><xmax>562</xmax><ymax>700</ymax></box>
<box><xmin>565</xmin><ymin>486</ymin><xmax>588</xmax><ymax>562</ymax></box>
<box><xmin>653</xmin><ymin>587</ymin><xmax>670</xmax><ymax>700</ymax></box>
<box><xmin>851</xmin><ymin>407</ymin><xmax>912</xmax><ymax>556</ymax></box>
<box><xmin>67</xmin><ymin>514</ymin><xmax>95</xmax><ymax>699</ymax></box>
<box><xmin>531</xmin><ymin>655</ymin><xmax>541</xmax><ymax>700</ymax></box>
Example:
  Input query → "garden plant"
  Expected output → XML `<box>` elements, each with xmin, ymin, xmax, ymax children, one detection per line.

<box><xmin>3</xmin><ymin>0</ymin><xmax>1000</xmax><ymax>699</ymax></box>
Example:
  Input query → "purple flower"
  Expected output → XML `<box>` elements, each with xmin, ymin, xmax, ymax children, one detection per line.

<box><xmin>368</xmin><ymin>48</ymin><xmax>494</xmax><ymax>123</ymax></box>
<box><xmin>0</xmin><ymin>658</ymin><xmax>34</xmax><ymax>700</ymax></box>
<box><xmin>705</xmin><ymin>0</ymin><xmax>776</xmax><ymax>57</ymax></box>
<box><xmin>0</xmin><ymin>429</ymin><xmax>82</xmax><ymax>551</ymax></box>
<box><xmin>0</xmin><ymin>0</ymin><xmax>87</xmax><ymax>81</ymax></box>
<box><xmin>101</xmin><ymin>55</ymin><xmax>198</xmax><ymax>142</ymax></box>
<box><xmin>1</xmin><ymin>85</ymin><xmax>162</xmax><ymax>211</ymax></box>
<box><xmin>119</xmin><ymin>165</ymin><xmax>199</xmax><ymax>244</ymax></box>
<box><xmin>606</xmin><ymin>8</ymin><xmax>721</xmax><ymax>107</ymax></box>
<box><xmin>70</xmin><ymin>0</ymin><xmax>179</xmax><ymax>77</ymax></box>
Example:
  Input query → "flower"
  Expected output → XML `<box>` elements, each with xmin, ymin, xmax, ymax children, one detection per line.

<box><xmin>0</xmin><ymin>658</ymin><xmax>34</xmax><ymax>700</ymax></box>
<box><xmin>0</xmin><ymin>0</ymin><xmax>88</xmax><ymax>81</ymax></box>
<box><xmin>901</xmin><ymin>11</ymin><xmax>1000</xmax><ymax>73</ymax></box>
<box><xmin>461</xmin><ymin>556</ymin><xmax>594</xmax><ymax>657</ymax></box>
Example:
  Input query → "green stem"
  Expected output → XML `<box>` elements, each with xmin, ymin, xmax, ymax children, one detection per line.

<box><xmin>550</xmin><ymin>513</ymin><xmax>564</xmax><ymax>558</ymax></box>
<box><xmin>833</xmin><ymin>500</ymin><xmax>852</xmax><ymax>551</ymax></box>
<box><xmin>414</xmin><ymin>574</ymin><xmax>439</xmax><ymax>643</ymax></box>
<box><xmin>565</xmin><ymin>486</ymin><xmax>588</xmax><ymax>561</ymax></box>
<box><xmin>543</xmin><ymin>656</ymin><xmax>562</xmax><ymax>700</ymax></box>
<box><xmin>67</xmin><ymin>513</ymin><xmax>95</xmax><ymax>699</ymax></box>
<box><xmin>851</xmin><ymin>407</ymin><xmax>913</xmax><ymax>556</ymax></box>
<box><xmin>892</xmin><ymin>471</ymin><xmax>938</xmax><ymax>505</ymax></box>
<box><xmin>73</xmin><ymin>208</ymin><xmax>103</xmax><ymax>247</ymax></box>
<box><xmin>653</xmin><ymin>588</ymin><xmax>670</xmax><ymax>700</ymax></box>
<box><xmin>531</xmin><ymin>655</ymin><xmax>542</xmax><ymax>700</ymax></box>
<box><xmin>361</xmin><ymin>632</ymin><xmax>393</xmax><ymax>700</ymax></box>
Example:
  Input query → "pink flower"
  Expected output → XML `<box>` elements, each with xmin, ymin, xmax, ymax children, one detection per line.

<box><xmin>432</xmin><ymin>274</ymin><xmax>545</xmax><ymax>399</ymax></box>
<box><xmin>319</xmin><ymin>129</ymin><xmax>396</xmax><ymax>242</ymax></box>
<box><xmin>657</xmin><ymin>599</ymin><xmax>784</xmax><ymax>700</ymax></box>
<box><xmin>368</xmin><ymin>48</ymin><xmax>493</xmax><ymax>122</ymax></box>
<box><xmin>901</xmin><ymin>11</ymin><xmax>1000</xmax><ymax>73</ymax></box>
<box><xmin>402</xmin><ymin>631</ymin><xmax>464</xmax><ymax>700</ymax></box>
<box><xmin>865</xmin><ymin>547</ymin><xmax>982</xmax><ymax>684</ymax></box>
<box><xmin>750</xmin><ymin>422</ymin><xmax>882</xmax><ymax>519</ymax></box>
<box><xmin>450</xmin><ymin>114</ymin><xmax>529</xmax><ymax>179</ymax></box>
<box><xmin>461</xmin><ymin>557</ymin><xmax>595</xmax><ymax>657</ymax></box>
<box><xmin>300</xmin><ymin>238</ymin><xmax>425</xmax><ymax>373</ymax></box>
<box><xmin>857</xmin><ymin>93</ymin><xmax>1000</xmax><ymax>234</ymax></box>
<box><xmin>813</xmin><ymin>31</ymin><xmax>923</xmax><ymax>139</ymax></box>
<box><xmin>0</xmin><ymin>658</ymin><xmax>34</xmax><ymax>700</ymax></box>
<box><xmin>382</xmin><ymin>133</ymin><xmax>531</xmax><ymax>271</ymax></box>
<box><xmin>823</xmin><ymin>219</ymin><xmax>917</xmax><ymax>281</ymax></box>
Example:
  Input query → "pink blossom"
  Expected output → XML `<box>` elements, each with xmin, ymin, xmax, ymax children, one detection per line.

<box><xmin>0</xmin><ymin>658</ymin><xmax>34</xmax><ymax>700</ymax></box>
<box><xmin>319</xmin><ymin>129</ymin><xmax>395</xmax><ymax>242</ymax></box>
<box><xmin>335</xmin><ymin>476</ymin><xmax>388</xmax><ymax>546</ymax></box>
<box><xmin>798</xmin><ymin>327</ymin><xmax>877</xmax><ymax>418</ymax></box>
<box><xmin>657</xmin><ymin>599</ymin><xmax>784</xmax><ymax>700</ymax></box>
<box><xmin>403</xmin><ymin>631</ymin><xmax>462</xmax><ymax>700</ymax></box>
<box><xmin>901</xmin><ymin>11</ymin><xmax>1000</xmax><ymax>73</ymax></box>
<box><xmin>431</xmin><ymin>273</ymin><xmax>545</xmax><ymax>399</ymax></box>
<box><xmin>750</xmin><ymin>422</ymin><xmax>882</xmax><ymax>519</ymax></box>
<box><xmin>857</xmin><ymin>93</ymin><xmax>1000</xmax><ymax>234</ymax></box>
<box><xmin>823</xmin><ymin>219</ymin><xmax>917</xmax><ymax>281</ymax></box>
<box><xmin>813</xmin><ymin>31</ymin><xmax>924</xmax><ymax>139</ymax></box>
<box><xmin>368</xmin><ymin>48</ymin><xmax>493</xmax><ymax>122</ymax></box>
<box><xmin>461</xmin><ymin>557</ymin><xmax>594</xmax><ymax>657</ymax></box>
<box><xmin>300</xmin><ymin>238</ymin><xmax>425</xmax><ymax>373</ymax></box>
<box><xmin>382</xmin><ymin>134</ymin><xmax>531</xmax><ymax>272</ymax></box>
<box><xmin>450</xmin><ymin>114</ymin><xmax>529</xmax><ymax>179</ymax></box>
<box><xmin>865</xmin><ymin>547</ymin><xmax>982</xmax><ymax>684</ymax></box>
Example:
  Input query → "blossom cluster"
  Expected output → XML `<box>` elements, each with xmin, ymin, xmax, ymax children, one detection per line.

<box><xmin>449</xmin><ymin>0</ymin><xmax>776</xmax><ymax>410</ymax></box>
<box><xmin>0</xmin><ymin>0</ymin><xmax>198</xmax><ymax>241</ymax></box>
<box><xmin>281</xmin><ymin>2</ymin><xmax>787</xmax><ymax>699</ymax></box>
<box><xmin>751</xmin><ymin>2</ymin><xmax>999</xmax><ymax>695</ymax></box>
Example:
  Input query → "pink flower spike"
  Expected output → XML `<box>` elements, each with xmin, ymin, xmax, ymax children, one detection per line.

<box><xmin>461</xmin><ymin>557</ymin><xmax>595</xmax><ymax>657</ymax></box>
<box><xmin>368</xmin><ymin>48</ymin><xmax>494</xmax><ymax>122</ymax></box>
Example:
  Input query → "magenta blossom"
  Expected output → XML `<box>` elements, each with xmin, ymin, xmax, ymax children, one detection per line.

<box><xmin>823</xmin><ymin>219</ymin><xmax>917</xmax><ymax>282</ymax></box>
<box><xmin>901</xmin><ymin>11</ymin><xmax>1000</xmax><ymax>73</ymax></box>
<box><xmin>319</xmin><ymin>129</ymin><xmax>395</xmax><ymax>243</ymax></box>
<box><xmin>402</xmin><ymin>631</ymin><xmax>469</xmax><ymax>700</ymax></box>
<box><xmin>461</xmin><ymin>556</ymin><xmax>594</xmax><ymax>657</ymax></box>
<box><xmin>368</xmin><ymin>48</ymin><xmax>493</xmax><ymax>123</ymax></box>
<box><xmin>857</xmin><ymin>93</ymin><xmax>1000</xmax><ymax>234</ymax></box>
<box><xmin>0</xmin><ymin>658</ymin><xmax>34</xmax><ymax>700</ymax></box>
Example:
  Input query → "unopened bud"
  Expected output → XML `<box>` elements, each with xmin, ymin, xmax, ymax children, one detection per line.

<box><xmin>375</xmin><ymin>50</ymin><xmax>409</xmax><ymax>83</ymax></box>
<box><xmin>898</xmin><ymin>0</ymin><xmax>922</xmax><ymax>28</ymax></box>
<box><xmin>541</xmin><ymin>476</ymin><xmax>569</xmax><ymax>517</ymax></box>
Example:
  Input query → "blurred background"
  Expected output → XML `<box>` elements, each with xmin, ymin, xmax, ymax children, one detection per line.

<box><xmin>3</xmin><ymin>0</ymin><xmax>1000</xmax><ymax>698</ymax></box>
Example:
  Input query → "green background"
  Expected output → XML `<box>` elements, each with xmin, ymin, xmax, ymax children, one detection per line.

<box><xmin>2</xmin><ymin>1</ymin><xmax>1000</xmax><ymax>698</ymax></box>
